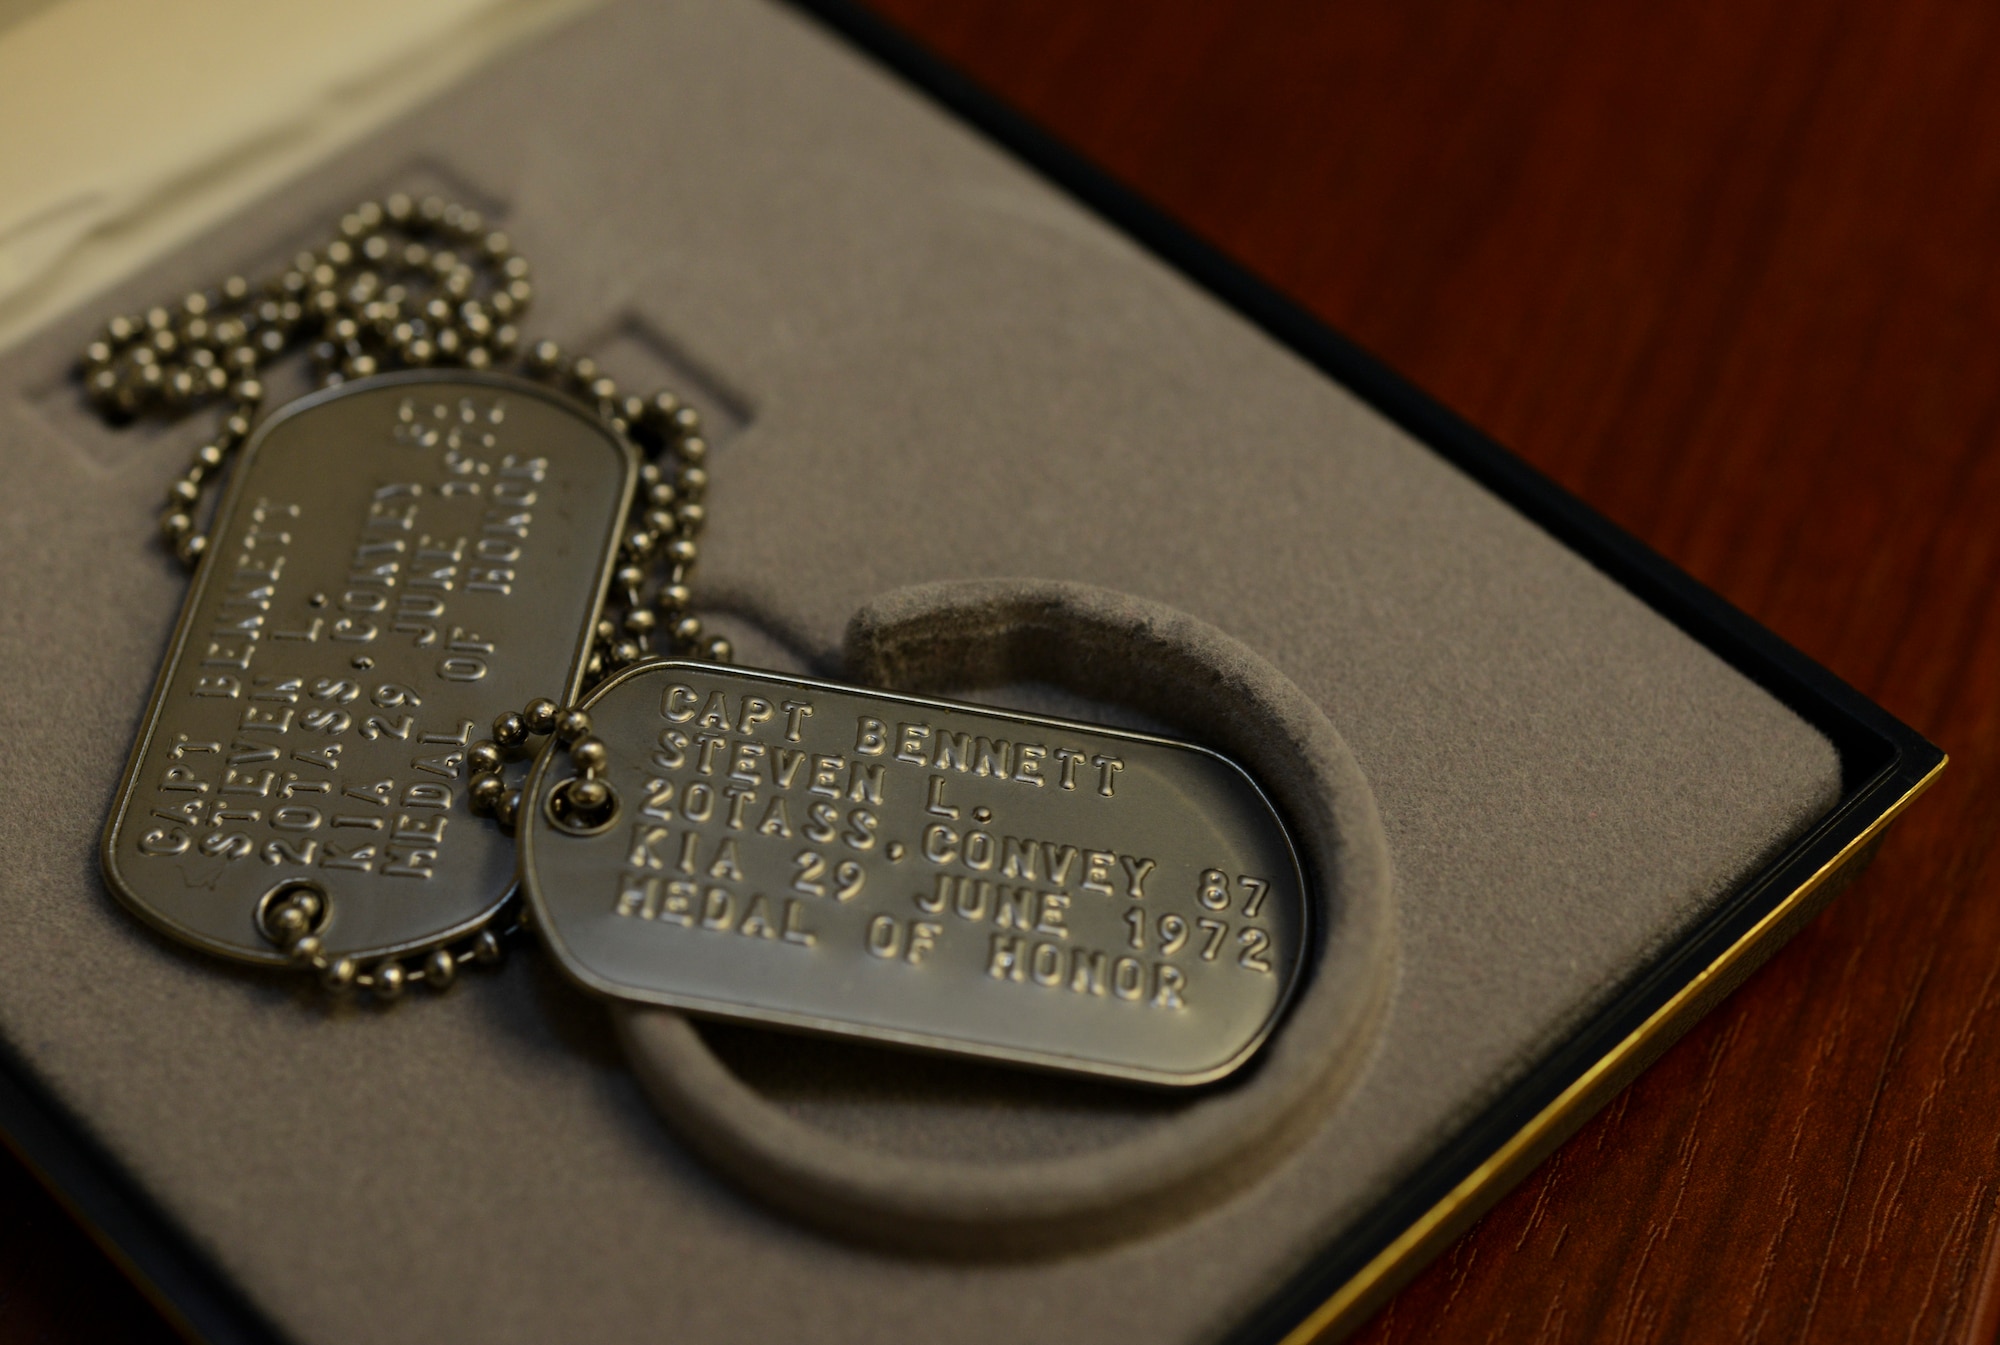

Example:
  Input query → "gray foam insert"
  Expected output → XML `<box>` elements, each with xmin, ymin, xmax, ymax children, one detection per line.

<box><xmin>0</xmin><ymin>1</ymin><xmax>1839</xmax><ymax>1341</ymax></box>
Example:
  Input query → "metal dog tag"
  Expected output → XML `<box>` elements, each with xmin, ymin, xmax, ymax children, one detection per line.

<box><xmin>521</xmin><ymin>662</ymin><xmax>1309</xmax><ymax>1086</ymax></box>
<box><xmin>103</xmin><ymin>372</ymin><xmax>635</xmax><ymax>964</ymax></box>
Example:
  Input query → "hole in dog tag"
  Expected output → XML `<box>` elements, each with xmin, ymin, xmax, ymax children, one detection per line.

<box><xmin>103</xmin><ymin>372</ymin><xmax>635</xmax><ymax>964</ymax></box>
<box><xmin>520</xmin><ymin>661</ymin><xmax>1310</xmax><ymax>1087</ymax></box>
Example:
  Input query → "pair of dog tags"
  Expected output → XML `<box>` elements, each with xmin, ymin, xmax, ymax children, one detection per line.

<box><xmin>102</xmin><ymin>373</ymin><xmax>1307</xmax><ymax>1086</ymax></box>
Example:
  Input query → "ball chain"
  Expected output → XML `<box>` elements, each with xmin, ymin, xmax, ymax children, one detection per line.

<box><xmin>82</xmin><ymin>193</ymin><xmax>527</xmax><ymax>568</ymax></box>
<box><xmin>79</xmin><ymin>194</ymin><xmax>738</xmax><ymax>998</ymax></box>
<box><xmin>260</xmin><ymin>882</ymin><xmax>506</xmax><ymax>1000</ymax></box>
<box><xmin>463</xmin><ymin>699</ymin><xmax>618</xmax><ymax>840</ymax></box>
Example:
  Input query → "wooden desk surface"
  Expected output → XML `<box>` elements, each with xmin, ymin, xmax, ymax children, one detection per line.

<box><xmin>4</xmin><ymin>0</ymin><xmax>1994</xmax><ymax>1339</ymax></box>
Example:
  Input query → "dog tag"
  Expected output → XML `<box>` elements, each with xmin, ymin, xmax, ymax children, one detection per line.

<box><xmin>520</xmin><ymin>661</ymin><xmax>1309</xmax><ymax>1086</ymax></box>
<box><xmin>103</xmin><ymin>372</ymin><xmax>635</xmax><ymax>964</ymax></box>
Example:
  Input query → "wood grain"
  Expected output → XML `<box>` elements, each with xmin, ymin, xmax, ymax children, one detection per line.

<box><xmin>4</xmin><ymin>0</ymin><xmax>1996</xmax><ymax>1339</ymax></box>
<box><xmin>0</xmin><ymin>1137</ymin><xmax>180</xmax><ymax>1340</ymax></box>
<box><xmin>858</xmin><ymin>1</ymin><xmax>2000</xmax><ymax>1340</ymax></box>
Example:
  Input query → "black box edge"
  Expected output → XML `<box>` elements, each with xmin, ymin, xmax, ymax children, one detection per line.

<box><xmin>775</xmin><ymin>2</ymin><xmax>1950</xmax><ymax>1342</ymax></box>
<box><xmin>0</xmin><ymin>2</ymin><xmax>1949</xmax><ymax>1340</ymax></box>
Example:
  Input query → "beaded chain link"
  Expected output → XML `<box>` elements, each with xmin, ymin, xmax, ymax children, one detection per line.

<box><xmin>78</xmin><ymin>194</ymin><xmax>734</xmax><ymax>998</ymax></box>
<box><xmin>83</xmin><ymin>194</ymin><xmax>530</xmax><ymax>567</ymax></box>
<box><xmin>465</xmin><ymin>697</ymin><xmax>619</xmax><ymax>839</ymax></box>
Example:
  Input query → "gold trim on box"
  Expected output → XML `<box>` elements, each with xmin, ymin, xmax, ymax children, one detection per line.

<box><xmin>1284</xmin><ymin>755</ymin><xmax>1948</xmax><ymax>1344</ymax></box>
<box><xmin>0</xmin><ymin>1121</ymin><xmax>213</xmax><ymax>1344</ymax></box>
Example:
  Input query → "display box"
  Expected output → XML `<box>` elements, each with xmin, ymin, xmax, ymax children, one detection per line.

<box><xmin>0</xmin><ymin>1</ymin><xmax>1940</xmax><ymax>1341</ymax></box>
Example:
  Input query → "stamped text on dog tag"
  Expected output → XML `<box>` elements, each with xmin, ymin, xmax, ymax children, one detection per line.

<box><xmin>520</xmin><ymin>661</ymin><xmax>1309</xmax><ymax>1086</ymax></box>
<box><xmin>103</xmin><ymin>373</ymin><xmax>635</xmax><ymax>965</ymax></box>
